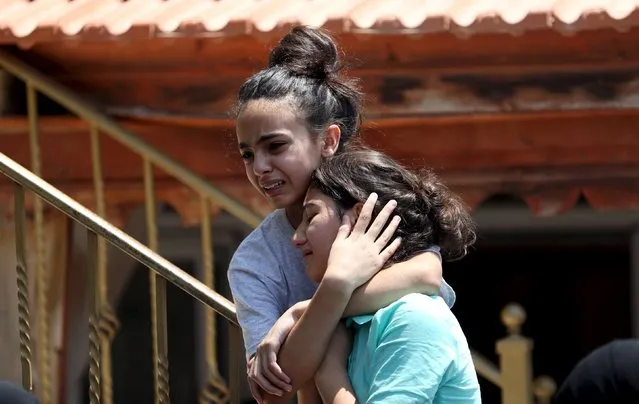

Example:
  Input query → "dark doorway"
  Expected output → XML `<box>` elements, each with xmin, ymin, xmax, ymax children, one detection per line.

<box><xmin>445</xmin><ymin>232</ymin><xmax>632</xmax><ymax>404</ymax></box>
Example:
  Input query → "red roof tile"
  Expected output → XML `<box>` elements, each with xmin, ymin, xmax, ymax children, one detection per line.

<box><xmin>1</xmin><ymin>0</ymin><xmax>638</xmax><ymax>42</ymax></box>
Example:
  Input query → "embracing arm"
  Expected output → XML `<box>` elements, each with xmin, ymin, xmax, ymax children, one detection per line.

<box><xmin>315</xmin><ymin>364</ymin><xmax>358</xmax><ymax>404</ymax></box>
<box><xmin>263</xmin><ymin>250</ymin><xmax>442</xmax><ymax>399</ymax></box>
<box><xmin>314</xmin><ymin>321</ymin><xmax>358</xmax><ymax>404</ymax></box>
<box><xmin>263</xmin><ymin>277</ymin><xmax>354</xmax><ymax>403</ymax></box>
<box><xmin>273</xmin><ymin>251</ymin><xmax>442</xmax><ymax>387</ymax></box>
<box><xmin>343</xmin><ymin>250</ymin><xmax>442</xmax><ymax>317</ymax></box>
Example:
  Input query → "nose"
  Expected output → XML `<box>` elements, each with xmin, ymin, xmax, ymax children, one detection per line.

<box><xmin>291</xmin><ymin>222</ymin><xmax>308</xmax><ymax>249</ymax></box>
<box><xmin>252</xmin><ymin>152</ymin><xmax>272</xmax><ymax>176</ymax></box>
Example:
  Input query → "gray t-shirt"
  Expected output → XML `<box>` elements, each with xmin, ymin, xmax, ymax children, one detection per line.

<box><xmin>228</xmin><ymin>209</ymin><xmax>456</xmax><ymax>358</ymax></box>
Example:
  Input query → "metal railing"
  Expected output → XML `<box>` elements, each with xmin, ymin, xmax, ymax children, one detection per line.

<box><xmin>0</xmin><ymin>48</ymin><xmax>262</xmax><ymax>404</ymax></box>
<box><xmin>0</xmin><ymin>49</ymin><xmax>556</xmax><ymax>404</ymax></box>
<box><xmin>1</xmin><ymin>152</ymin><xmax>243</xmax><ymax>404</ymax></box>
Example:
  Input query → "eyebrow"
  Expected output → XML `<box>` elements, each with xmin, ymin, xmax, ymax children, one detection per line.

<box><xmin>238</xmin><ymin>133</ymin><xmax>284</xmax><ymax>150</ymax></box>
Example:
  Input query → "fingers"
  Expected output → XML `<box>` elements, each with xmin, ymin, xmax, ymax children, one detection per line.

<box><xmin>266</xmin><ymin>368</ymin><xmax>292</xmax><ymax>393</ymax></box>
<box><xmin>247</xmin><ymin>378</ymin><xmax>264</xmax><ymax>404</ymax></box>
<box><xmin>266</xmin><ymin>351</ymin><xmax>292</xmax><ymax>388</ymax></box>
<box><xmin>250</xmin><ymin>347</ymin><xmax>292</xmax><ymax>396</ymax></box>
<box><xmin>352</xmin><ymin>194</ymin><xmax>399</xmax><ymax>244</ymax></box>
<box><xmin>251</xmin><ymin>355</ymin><xmax>284</xmax><ymax>396</ymax></box>
<box><xmin>253</xmin><ymin>368</ymin><xmax>283</xmax><ymax>396</ymax></box>
<box><xmin>375</xmin><ymin>215</ymin><xmax>401</xmax><ymax>248</ymax></box>
<box><xmin>260</xmin><ymin>357</ymin><xmax>292</xmax><ymax>395</ymax></box>
<box><xmin>351</xmin><ymin>193</ymin><xmax>377</xmax><ymax>234</ymax></box>
<box><xmin>366</xmin><ymin>199</ymin><xmax>397</xmax><ymax>241</ymax></box>
<box><xmin>379</xmin><ymin>237</ymin><xmax>402</xmax><ymax>263</ymax></box>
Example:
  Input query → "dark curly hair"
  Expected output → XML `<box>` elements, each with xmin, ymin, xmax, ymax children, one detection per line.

<box><xmin>236</xmin><ymin>26</ymin><xmax>362</xmax><ymax>151</ymax></box>
<box><xmin>309</xmin><ymin>148</ymin><xmax>476</xmax><ymax>264</ymax></box>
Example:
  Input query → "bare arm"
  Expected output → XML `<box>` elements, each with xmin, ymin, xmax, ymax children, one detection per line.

<box><xmin>263</xmin><ymin>278</ymin><xmax>354</xmax><ymax>403</ymax></box>
<box><xmin>315</xmin><ymin>322</ymin><xmax>358</xmax><ymax>404</ymax></box>
<box><xmin>315</xmin><ymin>367</ymin><xmax>358</xmax><ymax>404</ymax></box>
<box><xmin>343</xmin><ymin>250</ymin><xmax>442</xmax><ymax>317</ymax></box>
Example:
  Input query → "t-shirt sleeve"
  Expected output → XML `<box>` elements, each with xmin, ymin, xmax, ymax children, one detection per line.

<box><xmin>426</xmin><ymin>244</ymin><xmax>442</xmax><ymax>260</ymax></box>
<box><xmin>366</xmin><ymin>299</ymin><xmax>456</xmax><ymax>404</ymax></box>
<box><xmin>228</xmin><ymin>236</ymin><xmax>288</xmax><ymax>359</ymax></box>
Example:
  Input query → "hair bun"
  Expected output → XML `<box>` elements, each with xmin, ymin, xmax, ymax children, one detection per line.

<box><xmin>268</xmin><ymin>26</ymin><xmax>340</xmax><ymax>80</ymax></box>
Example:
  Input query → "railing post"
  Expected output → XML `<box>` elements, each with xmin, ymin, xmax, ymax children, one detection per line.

<box><xmin>27</xmin><ymin>81</ymin><xmax>52</xmax><ymax>404</ymax></box>
<box><xmin>228</xmin><ymin>325</ymin><xmax>243</xmax><ymax>404</ymax></box>
<box><xmin>533</xmin><ymin>376</ymin><xmax>557</xmax><ymax>404</ymax></box>
<box><xmin>144</xmin><ymin>157</ymin><xmax>170</xmax><ymax>404</ymax></box>
<box><xmin>198</xmin><ymin>198</ymin><xmax>229</xmax><ymax>404</ymax></box>
<box><xmin>90</xmin><ymin>123</ymin><xmax>120</xmax><ymax>404</ymax></box>
<box><xmin>13</xmin><ymin>184</ymin><xmax>33</xmax><ymax>389</ymax></box>
<box><xmin>496</xmin><ymin>303</ymin><xmax>533</xmax><ymax>404</ymax></box>
<box><xmin>87</xmin><ymin>230</ymin><xmax>102</xmax><ymax>404</ymax></box>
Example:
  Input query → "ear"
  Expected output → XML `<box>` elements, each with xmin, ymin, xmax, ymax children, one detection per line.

<box><xmin>321</xmin><ymin>124</ymin><xmax>341</xmax><ymax>157</ymax></box>
<box><xmin>345</xmin><ymin>202</ymin><xmax>363</xmax><ymax>224</ymax></box>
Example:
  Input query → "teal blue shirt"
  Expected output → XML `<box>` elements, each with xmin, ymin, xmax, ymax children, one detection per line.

<box><xmin>347</xmin><ymin>293</ymin><xmax>481</xmax><ymax>403</ymax></box>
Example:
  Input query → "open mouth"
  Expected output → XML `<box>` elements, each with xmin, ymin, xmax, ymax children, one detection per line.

<box><xmin>262</xmin><ymin>181</ymin><xmax>284</xmax><ymax>195</ymax></box>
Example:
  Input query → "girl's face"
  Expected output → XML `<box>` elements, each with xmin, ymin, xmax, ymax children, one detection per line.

<box><xmin>237</xmin><ymin>99</ymin><xmax>323</xmax><ymax>211</ymax></box>
<box><xmin>292</xmin><ymin>188</ymin><xmax>358</xmax><ymax>282</ymax></box>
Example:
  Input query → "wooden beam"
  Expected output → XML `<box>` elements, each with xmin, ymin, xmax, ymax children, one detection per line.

<box><xmin>1</xmin><ymin>172</ymin><xmax>638</xmax><ymax>224</ymax></box>
<box><xmin>3</xmin><ymin>111</ymin><xmax>639</xmax><ymax>179</ymax></box>
<box><xmin>7</xmin><ymin>28</ymin><xmax>639</xmax><ymax>117</ymax></box>
<box><xmin>33</xmin><ymin>67</ymin><xmax>639</xmax><ymax>118</ymax></box>
<box><xmin>22</xmin><ymin>29</ymin><xmax>639</xmax><ymax>76</ymax></box>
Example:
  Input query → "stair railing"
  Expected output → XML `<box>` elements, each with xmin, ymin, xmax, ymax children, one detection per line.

<box><xmin>0</xmin><ymin>48</ymin><xmax>261</xmax><ymax>404</ymax></box>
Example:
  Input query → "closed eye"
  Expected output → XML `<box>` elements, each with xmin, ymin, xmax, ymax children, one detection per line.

<box><xmin>305</xmin><ymin>211</ymin><xmax>318</xmax><ymax>223</ymax></box>
<box><xmin>240</xmin><ymin>150</ymin><xmax>253</xmax><ymax>160</ymax></box>
<box><xmin>269</xmin><ymin>142</ymin><xmax>286</xmax><ymax>152</ymax></box>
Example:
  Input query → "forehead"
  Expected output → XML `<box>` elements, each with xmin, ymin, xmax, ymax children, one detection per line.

<box><xmin>236</xmin><ymin>99</ymin><xmax>305</xmax><ymax>141</ymax></box>
<box><xmin>304</xmin><ymin>187</ymin><xmax>332</xmax><ymax>207</ymax></box>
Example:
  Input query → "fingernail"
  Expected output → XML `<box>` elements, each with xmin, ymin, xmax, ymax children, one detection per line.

<box><xmin>389</xmin><ymin>200</ymin><xmax>397</xmax><ymax>207</ymax></box>
<box><xmin>394</xmin><ymin>215</ymin><xmax>401</xmax><ymax>222</ymax></box>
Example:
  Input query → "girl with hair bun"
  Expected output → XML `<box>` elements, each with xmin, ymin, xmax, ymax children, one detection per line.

<box><xmin>296</xmin><ymin>148</ymin><xmax>480</xmax><ymax>403</ymax></box>
<box><xmin>229</xmin><ymin>26</ymin><xmax>455</xmax><ymax>403</ymax></box>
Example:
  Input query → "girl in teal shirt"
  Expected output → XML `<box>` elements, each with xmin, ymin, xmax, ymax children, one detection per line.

<box><xmin>292</xmin><ymin>148</ymin><xmax>481</xmax><ymax>403</ymax></box>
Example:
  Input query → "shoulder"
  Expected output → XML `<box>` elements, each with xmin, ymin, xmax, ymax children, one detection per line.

<box><xmin>374</xmin><ymin>294</ymin><xmax>457</xmax><ymax>340</ymax></box>
<box><xmin>230</xmin><ymin>210</ymin><xmax>286</xmax><ymax>269</ymax></box>
<box><xmin>382</xmin><ymin>293</ymin><xmax>453</xmax><ymax>324</ymax></box>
